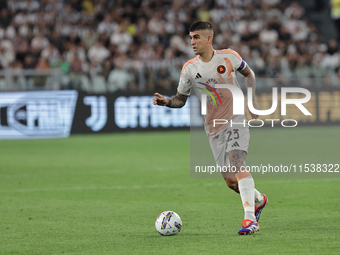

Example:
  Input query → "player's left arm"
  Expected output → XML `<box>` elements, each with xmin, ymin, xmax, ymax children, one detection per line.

<box><xmin>238</xmin><ymin>65</ymin><xmax>260</xmax><ymax>119</ymax></box>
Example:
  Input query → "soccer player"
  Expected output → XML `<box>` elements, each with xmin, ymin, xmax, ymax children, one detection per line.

<box><xmin>153</xmin><ymin>21</ymin><xmax>268</xmax><ymax>235</ymax></box>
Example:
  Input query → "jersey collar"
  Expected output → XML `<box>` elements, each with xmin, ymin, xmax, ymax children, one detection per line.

<box><xmin>198</xmin><ymin>50</ymin><xmax>216</xmax><ymax>65</ymax></box>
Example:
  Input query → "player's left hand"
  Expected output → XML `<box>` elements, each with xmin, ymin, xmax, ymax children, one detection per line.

<box><xmin>249</xmin><ymin>101</ymin><xmax>260</xmax><ymax>119</ymax></box>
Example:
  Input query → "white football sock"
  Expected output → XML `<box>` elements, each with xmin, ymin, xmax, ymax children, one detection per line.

<box><xmin>238</xmin><ymin>176</ymin><xmax>255</xmax><ymax>221</ymax></box>
<box><xmin>254</xmin><ymin>188</ymin><xmax>264</xmax><ymax>207</ymax></box>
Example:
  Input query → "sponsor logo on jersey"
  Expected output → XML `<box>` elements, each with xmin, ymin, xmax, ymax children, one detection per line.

<box><xmin>197</xmin><ymin>79</ymin><xmax>222</xmax><ymax>106</ymax></box>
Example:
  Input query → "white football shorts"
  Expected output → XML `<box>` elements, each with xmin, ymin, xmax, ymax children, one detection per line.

<box><xmin>208</xmin><ymin>124</ymin><xmax>250</xmax><ymax>168</ymax></box>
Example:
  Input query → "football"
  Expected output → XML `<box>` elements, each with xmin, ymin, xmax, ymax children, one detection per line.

<box><xmin>155</xmin><ymin>211</ymin><xmax>182</xmax><ymax>236</ymax></box>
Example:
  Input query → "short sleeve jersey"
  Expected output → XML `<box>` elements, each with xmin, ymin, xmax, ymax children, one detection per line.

<box><xmin>177</xmin><ymin>49</ymin><xmax>247</xmax><ymax>137</ymax></box>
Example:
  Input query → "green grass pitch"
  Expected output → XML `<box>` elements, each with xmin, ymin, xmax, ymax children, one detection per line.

<box><xmin>0</xmin><ymin>126</ymin><xmax>339</xmax><ymax>254</ymax></box>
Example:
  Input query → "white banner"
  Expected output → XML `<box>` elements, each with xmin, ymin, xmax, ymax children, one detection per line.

<box><xmin>0</xmin><ymin>90</ymin><xmax>78</xmax><ymax>139</ymax></box>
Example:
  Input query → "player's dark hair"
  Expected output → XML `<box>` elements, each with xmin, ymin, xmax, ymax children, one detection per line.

<box><xmin>189</xmin><ymin>21</ymin><xmax>213</xmax><ymax>32</ymax></box>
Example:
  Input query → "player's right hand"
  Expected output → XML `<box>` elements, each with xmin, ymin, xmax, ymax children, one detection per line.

<box><xmin>153</xmin><ymin>93</ymin><xmax>168</xmax><ymax>106</ymax></box>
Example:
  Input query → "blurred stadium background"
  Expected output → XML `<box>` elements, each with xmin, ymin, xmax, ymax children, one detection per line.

<box><xmin>0</xmin><ymin>1</ymin><xmax>340</xmax><ymax>254</ymax></box>
<box><xmin>0</xmin><ymin>0</ymin><xmax>340</xmax><ymax>93</ymax></box>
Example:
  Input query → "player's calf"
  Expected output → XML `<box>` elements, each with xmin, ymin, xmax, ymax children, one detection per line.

<box><xmin>224</xmin><ymin>178</ymin><xmax>239</xmax><ymax>193</ymax></box>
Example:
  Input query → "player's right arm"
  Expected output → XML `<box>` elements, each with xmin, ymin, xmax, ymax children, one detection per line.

<box><xmin>153</xmin><ymin>92</ymin><xmax>188</xmax><ymax>108</ymax></box>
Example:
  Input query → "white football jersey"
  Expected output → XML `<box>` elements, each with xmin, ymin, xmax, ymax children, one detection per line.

<box><xmin>177</xmin><ymin>49</ymin><xmax>248</xmax><ymax>137</ymax></box>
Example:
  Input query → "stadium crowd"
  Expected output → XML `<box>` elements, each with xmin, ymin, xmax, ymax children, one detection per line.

<box><xmin>0</xmin><ymin>0</ymin><xmax>339</xmax><ymax>93</ymax></box>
